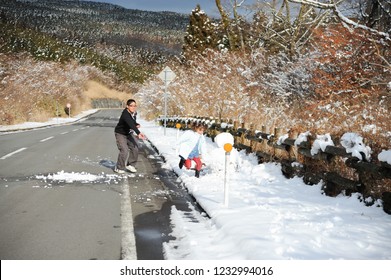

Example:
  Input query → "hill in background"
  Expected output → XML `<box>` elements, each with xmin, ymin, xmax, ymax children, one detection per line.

<box><xmin>0</xmin><ymin>0</ymin><xmax>189</xmax><ymax>123</ymax></box>
<box><xmin>1</xmin><ymin>0</ymin><xmax>188</xmax><ymax>54</ymax></box>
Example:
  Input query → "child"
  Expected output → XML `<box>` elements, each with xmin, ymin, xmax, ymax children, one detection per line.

<box><xmin>177</xmin><ymin>122</ymin><xmax>207</xmax><ymax>177</ymax></box>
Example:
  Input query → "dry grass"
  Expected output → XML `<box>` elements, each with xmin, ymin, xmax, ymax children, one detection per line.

<box><xmin>0</xmin><ymin>53</ymin><xmax>134</xmax><ymax>125</ymax></box>
<box><xmin>82</xmin><ymin>80</ymin><xmax>133</xmax><ymax>108</ymax></box>
<box><xmin>135</xmin><ymin>42</ymin><xmax>390</xmax><ymax>201</ymax></box>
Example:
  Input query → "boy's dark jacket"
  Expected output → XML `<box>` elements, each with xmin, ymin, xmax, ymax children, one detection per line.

<box><xmin>114</xmin><ymin>109</ymin><xmax>140</xmax><ymax>136</ymax></box>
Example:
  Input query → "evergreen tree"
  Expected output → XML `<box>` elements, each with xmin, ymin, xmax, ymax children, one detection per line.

<box><xmin>182</xmin><ymin>5</ymin><xmax>218</xmax><ymax>57</ymax></box>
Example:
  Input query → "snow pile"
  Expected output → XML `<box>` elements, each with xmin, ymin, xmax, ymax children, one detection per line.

<box><xmin>35</xmin><ymin>171</ymin><xmax>121</xmax><ymax>184</ymax></box>
<box><xmin>294</xmin><ymin>131</ymin><xmax>310</xmax><ymax>146</ymax></box>
<box><xmin>36</xmin><ymin>171</ymin><xmax>101</xmax><ymax>183</ymax></box>
<box><xmin>341</xmin><ymin>132</ymin><xmax>372</xmax><ymax>161</ymax></box>
<box><xmin>139</xmin><ymin>120</ymin><xmax>391</xmax><ymax>260</ymax></box>
<box><xmin>214</xmin><ymin>132</ymin><xmax>234</xmax><ymax>147</ymax></box>
<box><xmin>310</xmin><ymin>133</ymin><xmax>334</xmax><ymax>155</ymax></box>
<box><xmin>277</xmin><ymin>134</ymin><xmax>289</xmax><ymax>145</ymax></box>
<box><xmin>378</xmin><ymin>150</ymin><xmax>391</xmax><ymax>165</ymax></box>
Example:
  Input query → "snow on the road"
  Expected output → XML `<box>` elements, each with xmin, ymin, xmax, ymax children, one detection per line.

<box><xmin>34</xmin><ymin>171</ymin><xmax>120</xmax><ymax>184</ymax></box>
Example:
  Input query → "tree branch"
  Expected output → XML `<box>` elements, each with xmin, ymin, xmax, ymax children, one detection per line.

<box><xmin>288</xmin><ymin>0</ymin><xmax>390</xmax><ymax>40</ymax></box>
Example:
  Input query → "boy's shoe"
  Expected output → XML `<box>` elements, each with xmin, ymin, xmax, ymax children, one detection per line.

<box><xmin>126</xmin><ymin>165</ymin><xmax>137</xmax><ymax>173</ymax></box>
<box><xmin>195</xmin><ymin>170</ymin><xmax>200</xmax><ymax>178</ymax></box>
<box><xmin>179</xmin><ymin>157</ymin><xmax>185</xmax><ymax>169</ymax></box>
<box><xmin>114</xmin><ymin>167</ymin><xmax>125</xmax><ymax>174</ymax></box>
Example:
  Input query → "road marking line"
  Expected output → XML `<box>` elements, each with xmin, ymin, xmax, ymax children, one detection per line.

<box><xmin>40</xmin><ymin>136</ymin><xmax>54</xmax><ymax>142</ymax></box>
<box><xmin>1</xmin><ymin>147</ymin><xmax>27</xmax><ymax>159</ymax></box>
<box><xmin>121</xmin><ymin>177</ymin><xmax>137</xmax><ymax>260</ymax></box>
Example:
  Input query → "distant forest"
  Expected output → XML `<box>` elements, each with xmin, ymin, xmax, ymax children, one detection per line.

<box><xmin>0</xmin><ymin>0</ymin><xmax>189</xmax><ymax>83</ymax></box>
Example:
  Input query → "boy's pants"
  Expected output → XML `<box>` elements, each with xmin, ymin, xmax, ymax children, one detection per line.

<box><xmin>184</xmin><ymin>157</ymin><xmax>202</xmax><ymax>171</ymax></box>
<box><xmin>115</xmin><ymin>132</ymin><xmax>138</xmax><ymax>170</ymax></box>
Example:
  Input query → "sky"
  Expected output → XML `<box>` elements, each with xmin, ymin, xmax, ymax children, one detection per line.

<box><xmin>86</xmin><ymin>0</ymin><xmax>223</xmax><ymax>16</ymax></box>
<box><xmin>2</xmin><ymin>111</ymin><xmax>391</xmax><ymax>265</ymax></box>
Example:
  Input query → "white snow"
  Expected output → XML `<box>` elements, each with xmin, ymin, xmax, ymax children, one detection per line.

<box><xmin>277</xmin><ymin>134</ymin><xmax>289</xmax><ymax>145</ymax></box>
<box><xmin>379</xmin><ymin>150</ymin><xmax>391</xmax><ymax>165</ymax></box>
<box><xmin>214</xmin><ymin>132</ymin><xmax>234</xmax><ymax>147</ymax></box>
<box><xmin>140</xmin><ymin>120</ymin><xmax>391</xmax><ymax>260</ymax></box>
<box><xmin>294</xmin><ymin>131</ymin><xmax>310</xmax><ymax>146</ymax></box>
<box><xmin>1</xmin><ymin>111</ymin><xmax>391</xmax><ymax>260</ymax></box>
<box><xmin>34</xmin><ymin>170</ymin><xmax>121</xmax><ymax>185</ymax></box>
<box><xmin>310</xmin><ymin>133</ymin><xmax>334</xmax><ymax>155</ymax></box>
<box><xmin>341</xmin><ymin>132</ymin><xmax>372</xmax><ymax>161</ymax></box>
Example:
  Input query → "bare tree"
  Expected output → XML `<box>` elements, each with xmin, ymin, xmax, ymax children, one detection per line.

<box><xmin>248</xmin><ymin>0</ymin><xmax>331</xmax><ymax>58</ymax></box>
<box><xmin>215</xmin><ymin>0</ymin><xmax>233</xmax><ymax>48</ymax></box>
<box><xmin>288</xmin><ymin>0</ymin><xmax>390</xmax><ymax>40</ymax></box>
<box><xmin>215</xmin><ymin>0</ymin><xmax>248</xmax><ymax>51</ymax></box>
<box><xmin>359</xmin><ymin>0</ymin><xmax>391</xmax><ymax>33</ymax></box>
<box><xmin>287</xmin><ymin>0</ymin><xmax>390</xmax><ymax>92</ymax></box>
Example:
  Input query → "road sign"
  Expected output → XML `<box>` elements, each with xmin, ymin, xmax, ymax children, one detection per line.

<box><xmin>158</xmin><ymin>66</ymin><xmax>176</xmax><ymax>85</ymax></box>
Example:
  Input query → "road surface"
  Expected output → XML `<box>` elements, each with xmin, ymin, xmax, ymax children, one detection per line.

<box><xmin>0</xmin><ymin>109</ymin><xmax>197</xmax><ymax>260</ymax></box>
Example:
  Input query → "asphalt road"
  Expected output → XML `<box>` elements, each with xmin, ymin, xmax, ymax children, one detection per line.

<box><xmin>0</xmin><ymin>109</ymin><xmax>198</xmax><ymax>260</ymax></box>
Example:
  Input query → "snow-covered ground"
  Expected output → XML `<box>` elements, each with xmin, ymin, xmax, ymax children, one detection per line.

<box><xmin>1</xmin><ymin>110</ymin><xmax>391</xmax><ymax>260</ymax></box>
<box><xmin>140</xmin><ymin>120</ymin><xmax>391</xmax><ymax>260</ymax></box>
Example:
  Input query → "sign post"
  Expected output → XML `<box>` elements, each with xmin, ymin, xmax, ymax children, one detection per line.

<box><xmin>158</xmin><ymin>66</ymin><xmax>176</xmax><ymax>136</ymax></box>
<box><xmin>223</xmin><ymin>143</ymin><xmax>233</xmax><ymax>207</ymax></box>
<box><xmin>176</xmin><ymin>123</ymin><xmax>181</xmax><ymax>141</ymax></box>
